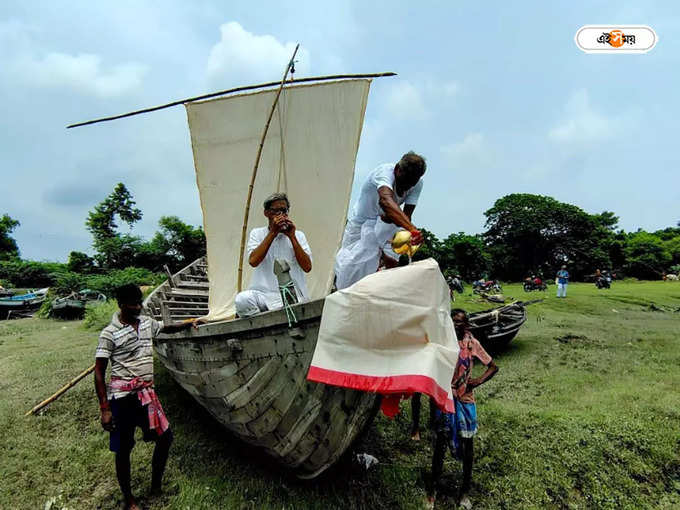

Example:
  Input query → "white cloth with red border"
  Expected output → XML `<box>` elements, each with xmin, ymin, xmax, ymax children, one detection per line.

<box><xmin>308</xmin><ymin>258</ymin><xmax>459</xmax><ymax>414</ymax></box>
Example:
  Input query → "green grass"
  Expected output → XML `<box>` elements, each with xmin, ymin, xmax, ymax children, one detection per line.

<box><xmin>1</xmin><ymin>281</ymin><xmax>679</xmax><ymax>509</ymax></box>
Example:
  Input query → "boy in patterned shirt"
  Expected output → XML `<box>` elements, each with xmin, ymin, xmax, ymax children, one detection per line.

<box><xmin>94</xmin><ymin>284</ymin><xmax>196</xmax><ymax>510</ymax></box>
<box><xmin>426</xmin><ymin>309</ymin><xmax>498</xmax><ymax>509</ymax></box>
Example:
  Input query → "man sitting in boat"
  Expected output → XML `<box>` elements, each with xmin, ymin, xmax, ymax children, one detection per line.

<box><xmin>235</xmin><ymin>192</ymin><xmax>312</xmax><ymax>317</ymax></box>
<box><xmin>334</xmin><ymin>151</ymin><xmax>426</xmax><ymax>289</ymax></box>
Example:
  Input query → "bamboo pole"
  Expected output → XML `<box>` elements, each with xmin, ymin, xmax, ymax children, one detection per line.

<box><xmin>237</xmin><ymin>44</ymin><xmax>299</xmax><ymax>292</ymax></box>
<box><xmin>66</xmin><ymin>72</ymin><xmax>396</xmax><ymax>129</ymax></box>
<box><xmin>25</xmin><ymin>364</ymin><xmax>95</xmax><ymax>416</ymax></box>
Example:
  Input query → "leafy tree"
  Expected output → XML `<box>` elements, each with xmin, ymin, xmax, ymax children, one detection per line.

<box><xmin>440</xmin><ymin>233</ymin><xmax>491</xmax><ymax>281</ymax></box>
<box><xmin>86</xmin><ymin>183</ymin><xmax>143</xmax><ymax>269</ymax></box>
<box><xmin>0</xmin><ymin>214</ymin><xmax>20</xmax><ymax>260</ymax></box>
<box><xmin>67</xmin><ymin>251</ymin><xmax>96</xmax><ymax>274</ymax></box>
<box><xmin>664</xmin><ymin>236</ymin><xmax>680</xmax><ymax>267</ymax></box>
<box><xmin>483</xmin><ymin>194</ymin><xmax>614</xmax><ymax>280</ymax></box>
<box><xmin>145</xmin><ymin>216</ymin><xmax>206</xmax><ymax>271</ymax></box>
<box><xmin>624</xmin><ymin>232</ymin><xmax>671</xmax><ymax>279</ymax></box>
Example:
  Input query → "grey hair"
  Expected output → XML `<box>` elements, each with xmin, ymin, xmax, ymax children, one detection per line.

<box><xmin>263</xmin><ymin>192</ymin><xmax>290</xmax><ymax>210</ymax></box>
<box><xmin>397</xmin><ymin>151</ymin><xmax>427</xmax><ymax>176</ymax></box>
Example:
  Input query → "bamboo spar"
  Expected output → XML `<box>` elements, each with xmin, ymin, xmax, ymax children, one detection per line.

<box><xmin>237</xmin><ymin>44</ymin><xmax>300</xmax><ymax>292</ymax></box>
<box><xmin>66</xmin><ymin>72</ymin><xmax>396</xmax><ymax>129</ymax></box>
<box><xmin>25</xmin><ymin>364</ymin><xmax>96</xmax><ymax>416</ymax></box>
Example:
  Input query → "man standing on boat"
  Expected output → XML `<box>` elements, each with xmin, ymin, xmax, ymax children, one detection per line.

<box><xmin>95</xmin><ymin>284</ymin><xmax>196</xmax><ymax>510</ymax></box>
<box><xmin>334</xmin><ymin>151</ymin><xmax>426</xmax><ymax>289</ymax></box>
<box><xmin>235</xmin><ymin>192</ymin><xmax>312</xmax><ymax>317</ymax></box>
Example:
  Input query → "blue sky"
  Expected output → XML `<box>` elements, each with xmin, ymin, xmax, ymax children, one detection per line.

<box><xmin>1</xmin><ymin>1</ymin><xmax>678</xmax><ymax>261</ymax></box>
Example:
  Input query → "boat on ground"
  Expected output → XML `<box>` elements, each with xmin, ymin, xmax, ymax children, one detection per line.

<box><xmin>0</xmin><ymin>288</ymin><xmax>49</xmax><ymax>320</ymax></box>
<box><xmin>468</xmin><ymin>301</ymin><xmax>535</xmax><ymax>349</ymax></box>
<box><xmin>135</xmin><ymin>62</ymin><xmax>392</xmax><ymax>478</ymax></box>
<box><xmin>51</xmin><ymin>289</ymin><xmax>107</xmax><ymax>319</ymax></box>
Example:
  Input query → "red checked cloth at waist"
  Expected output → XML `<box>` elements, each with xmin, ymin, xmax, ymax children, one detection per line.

<box><xmin>110</xmin><ymin>377</ymin><xmax>170</xmax><ymax>434</ymax></box>
<box><xmin>307</xmin><ymin>259</ymin><xmax>459</xmax><ymax>416</ymax></box>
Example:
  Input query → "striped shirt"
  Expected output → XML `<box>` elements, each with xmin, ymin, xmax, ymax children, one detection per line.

<box><xmin>95</xmin><ymin>313</ymin><xmax>162</xmax><ymax>399</ymax></box>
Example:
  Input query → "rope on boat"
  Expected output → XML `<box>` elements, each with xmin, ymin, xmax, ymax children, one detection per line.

<box><xmin>279</xmin><ymin>281</ymin><xmax>298</xmax><ymax>327</ymax></box>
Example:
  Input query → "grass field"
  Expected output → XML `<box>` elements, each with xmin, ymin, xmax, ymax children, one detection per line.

<box><xmin>1</xmin><ymin>281</ymin><xmax>679</xmax><ymax>509</ymax></box>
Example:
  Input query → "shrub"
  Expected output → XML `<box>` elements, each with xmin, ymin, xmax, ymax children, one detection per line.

<box><xmin>83</xmin><ymin>267</ymin><xmax>165</xmax><ymax>298</ymax></box>
<box><xmin>83</xmin><ymin>299</ymin><xmax>119</xmax><ymax>331</ymax></box>
<box><xmin>0</xmin><ymin>260</ymin><xmax>68</xmax><ymax>288</ymax></box>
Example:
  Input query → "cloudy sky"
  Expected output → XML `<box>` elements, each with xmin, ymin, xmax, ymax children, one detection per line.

<box><xmin>1</xmin><ymin>1</ymin><xmax>678</xmax><ymax>261</ymax></box>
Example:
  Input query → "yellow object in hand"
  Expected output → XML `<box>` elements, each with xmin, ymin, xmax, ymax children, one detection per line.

<box><xmin>391</xmin><ymin>230</ymin><xmax>421</xmax><ymax>258</ymax></box>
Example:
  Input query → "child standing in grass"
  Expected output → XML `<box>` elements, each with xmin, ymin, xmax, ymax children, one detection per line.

<box><xmin>426</xmin><ymin>309</ymin><xmax>498</xmax><ymax>509</ymax></box>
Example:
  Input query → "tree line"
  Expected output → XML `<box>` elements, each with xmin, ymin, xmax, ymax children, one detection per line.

<box><xmin>0</xmin><ymin>183</ymin><xmax>206</xmax><ymax>295</ymax></box>
<box><xmin>1</xmin><ymin>187</ymin><xmax>679</xmax><ymax>294</ymax></box>
<box><xmin>415</xmin><ymin>194</ymin><xmax>679</xmax><ymax>281</ymax></box>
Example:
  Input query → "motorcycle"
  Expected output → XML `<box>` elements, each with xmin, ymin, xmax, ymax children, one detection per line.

<box><xmin>447</xmin><ymin>276</ymin><xmax>464</xmax><ymax>294</ymax></box>
<box><xmin>595</xmin><ymin>274</ymin><xmax>611</xmax><ymax>289</ymax></box>
<box><xmin>523</xmin><ymin>277</ymin><xmax>547</xmax><ymax>292</ymax></box>
<box><xmin>472</xmin><ymin>279</ymin><xmax>502</xmax><ymax>294</ymax></box>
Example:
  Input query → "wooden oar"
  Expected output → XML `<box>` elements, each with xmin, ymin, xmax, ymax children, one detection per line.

<box><xmin>25</xmin><ymin>364</ymin><xmax>95</xmax><ymax>416</ymax></box>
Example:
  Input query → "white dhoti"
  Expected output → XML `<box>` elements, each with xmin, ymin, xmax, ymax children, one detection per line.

<box><xmin>234</xmin><ymin>290</ymin><xmax>283</xmax><ymax>317</ymax></box>
<box><xmin>334</xmin><ymin>218</ymin><xmax>400</xmax><ymax>290</ymax></box>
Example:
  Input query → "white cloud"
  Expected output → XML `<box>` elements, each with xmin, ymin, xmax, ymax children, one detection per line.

<box><xmin>1</xmin><ymin>21</ymin><xmax>147</xmax><ymax>98</ymax></box>
<box><xmin>15</xmin><ymin>52</ymin><xmax>147</xmax><ymax>97</ymax></box>
<box><xmin>207</xmin><ymin>22</ymin><xmax>311</xmax><ymax>86</ymax></box>
<box><xmin>549</xmin><ymin>89</ymin><xmax>620</xmax><ymax>144</ymax></box>
<box><xmin>441</xmin><ymin>132</ymin><xmax>492</xmax><ymax>167</ymax></box>
<box><xmin>385</xmin><ymin>81</ymin><xmax>429</xmax><ymax>120</ymax></box>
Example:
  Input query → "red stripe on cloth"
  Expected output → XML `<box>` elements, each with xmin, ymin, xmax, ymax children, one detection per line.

<box><xmin>307</xmin><ymin>366</ymin><xmax>454</xmax><ymax>413</ymax></box>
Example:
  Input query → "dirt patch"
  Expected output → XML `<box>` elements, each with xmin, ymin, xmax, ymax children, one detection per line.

<box><xmin>556</xmin><ymin>334</ymin><xmax>589</xmax><ymax>344</ymax></box>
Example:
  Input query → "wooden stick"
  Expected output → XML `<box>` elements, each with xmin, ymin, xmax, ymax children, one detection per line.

<box><xmin>25</xmin><ymin>364</ymin><xmax>96</xmax><ymax>416</ymax></box>
<box><xmin>66</xmin><ymin>72</ymin><xmax>396</xmax><ymax>129</ymax></box>
<box><xmin>237</xmin><ymin>44</ymin><xmax>299</xmax><ymax>292</ymax></box>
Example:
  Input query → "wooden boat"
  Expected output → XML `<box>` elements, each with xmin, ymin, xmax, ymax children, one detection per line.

<box><xmin>0</xmin><ymin>288</ymin><xmax>49</xmax><ymax>320</ymax></box>
<box><xmin>467</xmin><ymin>301</ymin><xmax>533</xmax><ymax>349</ymax></box>
<box><xmin>123</xmin><ymin>52</ymin><xmax>393</xmax><ymax>478</ymax></box>
<box><xmin>51</xmin><ymin>289</ymin><xmax>107</xmax><ymax>319</ymax></box>
<box><xmin>144</xmin><ymin>257</ymin><xmax>380</xmax><ymax>478</ymax></box>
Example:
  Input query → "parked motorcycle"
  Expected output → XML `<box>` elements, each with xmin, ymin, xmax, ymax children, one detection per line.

<box><xmin>473</xmin><ymin>279</ymin><xmax>502</xmax><ymax>294</ymax></box>
<box><xmin>523</xmin><ymin>277</ymin><xmax>547</xmax><ymax>292</ymax></box>
<box><xmin>595</xmin><ymin>273</ymin><xmax>611</xmax><ymax>289</ymax></box>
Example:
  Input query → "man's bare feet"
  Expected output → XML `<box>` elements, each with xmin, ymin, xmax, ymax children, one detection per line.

<box><xmin>411</xmin><ymin>430</ymin><xmax>421</xmax><ymax>441</ymax></box>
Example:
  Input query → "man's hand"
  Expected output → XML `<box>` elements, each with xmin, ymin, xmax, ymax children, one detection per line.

<box><xmin>100</xmin><ymin>408</ymin><xmax>113</xmax><ymax>432</ymax></box>
<box><xmin>466</xmin><ymin>378</ymin><xmax>481</xmax><ymax>391</ymax></box>
<box><xmin>270</xmin><ymin>215</ymin><xmax>289</xmax><ymax>234</ymax></box>
<box><xmin>283</xmin><ymin>218</ymin><xmax>297</xmax><ymax>238</ymax></box>
<box><xmin>410</xmin><ymin>229</ymin><xmax>424</xmax><ymax>245</ymax></box>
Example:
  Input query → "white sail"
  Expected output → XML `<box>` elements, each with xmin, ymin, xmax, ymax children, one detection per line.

<box><xmin>185</xmin><ymin>79</ymin><xmax>371</xmax><ymax>320</ymax></box>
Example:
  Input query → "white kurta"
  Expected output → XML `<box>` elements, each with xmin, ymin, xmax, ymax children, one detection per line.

<box><xmin>334</xmin><ymin>163</ymin><xmax>423</xmax><ymax>289</ymax></box>
<box><xmin>238</xmin><ymin>227</ymin><xmax>312</xmax><ymax>312</ymax></box>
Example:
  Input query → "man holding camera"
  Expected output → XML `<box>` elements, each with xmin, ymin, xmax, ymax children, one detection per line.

<box><xmin>234</xmin><ymin>192</ymin><xmax>313</xmax><ymax>317</ymax></box>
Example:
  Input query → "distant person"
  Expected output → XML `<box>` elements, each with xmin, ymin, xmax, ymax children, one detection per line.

<box><xmin>235</xmin><ymin>192</ymin><xmax>312</xmax><ymax>317</ymax></box>
<box><xmin>334</xmin><ymin>152</ymin><xmax>425</xmax><ymax>289</ymax></box>
<box><xmin>426</xmin><ymin>309</ymin><xmax>498</xmax><ymax>509</ymax></box>
<box><xmin>556</xmin><ymin>265</ymin><xmax>569</xmax><ymax>298</ymax></box>
<box><xmin>94</xmin><ymin>284</ymin><xmax>197</xmax><ymax>510</ymax></box>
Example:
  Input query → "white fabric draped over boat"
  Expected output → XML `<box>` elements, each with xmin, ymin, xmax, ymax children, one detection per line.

<box><xmin>307</xmin><ymin>259</ymin><xmax>460</xmax><ymax>413</ymax></box>
<box><xmin>186</xmin><ymin>80</ymin><xmax>371</xmax><ymax>320</ymax></box>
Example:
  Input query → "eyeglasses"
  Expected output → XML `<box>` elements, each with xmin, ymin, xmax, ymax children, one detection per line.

<box><xmin>268</xmin><ymin>207</ymin><xmax>289</xmax><ymax>215</ymax></box>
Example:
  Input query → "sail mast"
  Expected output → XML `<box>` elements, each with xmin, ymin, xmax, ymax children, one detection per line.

<box><xmin>237</xmin><ymin>44</ymin><xmax>300</xmax><ymax>292</ymax></box>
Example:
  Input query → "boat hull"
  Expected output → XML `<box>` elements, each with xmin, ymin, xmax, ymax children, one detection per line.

<box><xmin>146</xmin><ymin>260</ymin><xmax>379</xmax><ymax>478</ymax></box>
